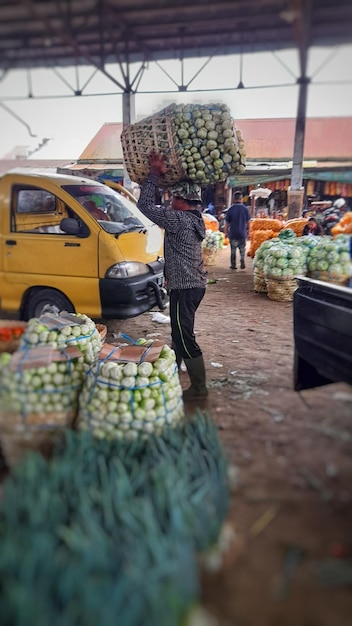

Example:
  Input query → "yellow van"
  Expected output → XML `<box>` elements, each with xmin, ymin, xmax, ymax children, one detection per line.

<box><xmin>0</xmin><ymin>171</ymin><xmax>166</xmax><ymax>320</ymax></box>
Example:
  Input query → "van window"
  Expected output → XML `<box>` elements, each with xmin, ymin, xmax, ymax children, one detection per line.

<box><xmin>17</xmin><ymin>189</ymin><xmax>56</xmax><ymax>214</ymax></box>
<box><xmin>12</xmin><ymin>188</ymin><xmax>73</xmax><ymax>235</ymax></box>
<box><xmin>63</xmin><ymin>184</ymin><xmax>146</xmax><ymax>235</ymax></box>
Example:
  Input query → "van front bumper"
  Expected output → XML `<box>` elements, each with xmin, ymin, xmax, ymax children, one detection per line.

<box><xmin>99</xmin><ymin>262</ymin><xmax>166</xmax><ymax>319</ymax></box>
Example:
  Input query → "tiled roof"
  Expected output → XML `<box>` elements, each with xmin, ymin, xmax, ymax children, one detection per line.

<box><xmin>235</xmin><ymin>117</ymin><xmax>352</xmax><ymax>160</ymax></box>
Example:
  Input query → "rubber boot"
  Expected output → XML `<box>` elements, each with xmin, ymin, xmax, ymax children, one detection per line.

<box><xmin>183</xmin><ymin>355</ymin><xmax>208</xmax><ymax>401</ymax></box>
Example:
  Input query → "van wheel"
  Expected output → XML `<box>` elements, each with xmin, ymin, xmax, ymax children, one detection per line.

<box><xmin>23</xmin><ymin>289</ymin><xmax>75</xmax><ymax>320</ymax></box>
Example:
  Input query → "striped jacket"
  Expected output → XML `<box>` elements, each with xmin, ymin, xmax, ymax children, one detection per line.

<box><xmin>137</xmin><ymin>174</ymin><xmax>207</xmax><ymax>290</ymax></box>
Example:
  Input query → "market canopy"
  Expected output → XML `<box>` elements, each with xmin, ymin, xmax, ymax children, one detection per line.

<box><xmin>0</xmin><ymin>0</ymin><xmax>351</xmax><ymax>71</ymax></box>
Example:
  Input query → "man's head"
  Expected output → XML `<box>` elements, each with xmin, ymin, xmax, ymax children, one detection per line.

<box><xmin>233</xmin><ymin>191</ymin><xmax>243</xmax><ymax>203</ymax></box>
<box><xmin>170</xmin><ymin>182</ymin><xmax>202</xmax><ymax>211</ymax></box>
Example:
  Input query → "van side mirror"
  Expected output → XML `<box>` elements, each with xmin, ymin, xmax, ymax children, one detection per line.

<box><xmin>60</xmin><ymin>217</ymin><xmax>89</xmax><ymax>238</ymax></box>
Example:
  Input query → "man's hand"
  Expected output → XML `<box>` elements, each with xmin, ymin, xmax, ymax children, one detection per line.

<box><xmin>149</xmin><ymin>151</ymin><xmax>167</xmax><ymax>177</ymax></box>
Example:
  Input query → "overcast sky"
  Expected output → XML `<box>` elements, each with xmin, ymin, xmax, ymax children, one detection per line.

<box><xmin>0</xmin><ymin>45</ymin><xmax>351</xmax><ymax>160</ymax></box>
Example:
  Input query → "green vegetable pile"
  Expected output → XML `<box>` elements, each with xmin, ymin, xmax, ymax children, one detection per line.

<box><xmin>307</xmin><ymin>234</ymin><xmax>352</xmax><ymax>280</ymax></box>
<box><xmin>253</xmin><ymin>237</ymin><xmax>280</xmax><ymax>270</ymax></box>
<box><xmin>0</xmin><ymin>412</ymin><xmax>230</xmax><ymax>626</ymax></box>
<box><xmin>77</xmin><ymin>342</ymin><xmax>184</xmax><ymax>441</ymax></box>
<box><xmin>263</xmin><ymin>240</ymin><xmax>307</xmax><ymax>279</ymax></box>
<box><xmin>173</xmin><ymin>102</ymin><xmax>246</xmax><ymax>183</ymax></box>
<box><xmin>0</xmin><ymin>350</ymin><xmax>85</xmax><ymax>419</ymax></box>
<box><xmin>19</xmin><ymin>312</ymin><xmax>102</xmax><ymax>368</ymax></box>
<box><xmin>121</xmin><ymin>101</ymin><xmax>246</xmax><ymax>186</ymax></box>
<box><xmin>201</xmin><ymin>229</ymin><xmax>225</xmax><ymax>252</ymax></box>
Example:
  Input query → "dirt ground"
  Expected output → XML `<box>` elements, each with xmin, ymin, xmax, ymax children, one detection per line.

<box><xmin>106</xmin><ymin>245</ymin><xmax>352</xmax><ymax>626</ymax></box>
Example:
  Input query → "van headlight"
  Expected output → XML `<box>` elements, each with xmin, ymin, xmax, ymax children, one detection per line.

<box><xmin>105</xmin><ymin>261</ymin><xmax>149</xmax><ymax>279</ymax></box>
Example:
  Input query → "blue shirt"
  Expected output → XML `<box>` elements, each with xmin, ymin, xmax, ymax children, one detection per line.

<box><xmin>226</xmin><ymin>203</ymin><xmax>251</xmax><ymax>240</ymax></box>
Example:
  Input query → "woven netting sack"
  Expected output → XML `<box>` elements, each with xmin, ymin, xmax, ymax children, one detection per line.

<box><xmin>253</xmin><ymin>267</ymin><xmax>267</xmax><ymax>293</ymax></box>
<box><xmin>0</xmin><ymin>345</ymin><xmax>84</xmax><ymax>467</ymax></box>
<box><xmin>19</xmin><ymin>312</ymin><xmax>103</xmax><ymax>369</ymax></box>
<box><xmin>121</xmin><ymin>102</ymin><xmax>246</xmax><ymax>186</ymax></box>
<box><xmin>309</xmin><ymin>270</ymin><xmax>349</xmax><ymax>286</ymax></box>
<box><xmin>266</xmin><ymin>277</ymin><xmax>298</xmax><ymax>302</ymax></box>
<box><xmin>202</xmin><ymin>249</ymin><xmax>218</xmax><ymax>266</ymax></box>
<box><xmin>77</xmin><ymin>341</ymin><xmax>185</xmax><ymax>442</ymax></box>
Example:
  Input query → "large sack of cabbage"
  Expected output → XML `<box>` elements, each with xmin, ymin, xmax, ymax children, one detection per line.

<box><xmin>121</xmin><ymin>102</ymin><xmax>246</xmax><ymax>186</ymax></box>
<box><xmin>202</xmin><ymin>229</ymin><xmax>224</xmax><ymax>265</ymax></box>
<box><xmin>77</xmin><ymin>341</ymin><xmax>184</xmax><ymax>441</ymax></box>
<box><xmin>0</xmin><ymin>344</ymin><xmax>85</xmax><ymax>466</ymax></box>
<box><xmin>252</xmin><ymin>237</ymin><xmax>280</xmax><ymax>293</ymax></box>
<box><xmin>263</xmin><ymin>240</ymin><xmax>308</xmax><ymax>301</ymax></box>
<box><xmin>307</xmin><ymin>234</ymin><xmax>352</xmax><ymax>284</ymax></box>
<box><xmin>19</xmin><ymin>312</ymin><xmax>103</xmax><ymax>368</ymax></box>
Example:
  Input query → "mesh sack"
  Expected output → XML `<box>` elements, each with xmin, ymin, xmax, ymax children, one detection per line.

<box><xmin>202</xmin><ymin>249</ymin><xmax>218</xmax><ymax>266</ymax></box>
<box><xmin>309</xmin><ymin>270</ymin><xmax>350</xmax><ymax>286</ymax></box>
<box><xmin>77</xmin><ymin>342</ymin><xmax>185</xmax><ymax>442</ymax></box>
<box><xmin>0</xmin><ymin>346</ymin><xmax>84</xmax><ymax>467</ymax></box>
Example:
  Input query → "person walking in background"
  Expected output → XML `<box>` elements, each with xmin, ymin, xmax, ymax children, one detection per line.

<box><xmin>224</xmin><ymin>190</ymin><xmax>251</xmax><ymax>269</ymax></box>
<box><xmin>137</xmin><ymin>152</ymin><xmax>208</xmax><ymax>402</ymax></box>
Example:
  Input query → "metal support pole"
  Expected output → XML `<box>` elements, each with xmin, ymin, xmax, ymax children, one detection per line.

<box><xmin>122</xmin><ymin>92</ymin><xmax>136</xmax><ymax>189</ymax></box>
<box><xmin>291</xmin><ymin>76</ymin><xmax>310</xmax><ymax>191</ymax></box>
<box><xmin>287</xmin><ymin>75</ymin><xmax>310</xmax><ymax>219</ymax></box>
<box><xmin>287</xmin><ymin>0</ymin><xmax>312</xmax><ymax>219</ymax></box>
<box><xmin>122</xmin><ymin>92</ymin><xmax>135</xmax><ymax>127</ymax></box>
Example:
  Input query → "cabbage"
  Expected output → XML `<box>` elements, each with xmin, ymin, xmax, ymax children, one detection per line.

<box><xmin>77</xmin><ymin>340</ymin><xmax>185</xmax><ymax>441</ymax></box>
<box><xmin>264</xmin><ymin>242</ymin><xmax>308</xmax><ymax>279</ymax></box>
<box><xmin>20</xmin><ymin>313</ymin><xmax>102</xmax><ymax>367</ymax></box>
<box><xmin>172</xmin><ymin>103</ymin><xmax>246</xmax><ymax>184</ymax></box>
<box><xmin>307</xmin><ymin>235</ymin><xmax>352</xmax><ymax>282</ymax></box>
<box><xmin>201</xmin><ymin>229</ymin><xmax>225</xmax><ymax>252</ymax></box>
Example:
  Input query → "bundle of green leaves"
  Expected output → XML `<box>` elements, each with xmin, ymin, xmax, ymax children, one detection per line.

<box><xmin>0</xmin><ymin>412</ymin><xmax>229</xmax><ymax>626</ymax></box>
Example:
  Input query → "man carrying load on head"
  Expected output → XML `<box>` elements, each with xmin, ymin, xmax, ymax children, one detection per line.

<box><xmin>137</xmin><ymin>152</ymin><xmax>208</xmax><ymax>403</ymax></box>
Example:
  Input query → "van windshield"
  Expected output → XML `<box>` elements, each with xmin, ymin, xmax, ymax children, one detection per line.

<box><xmin>62</xmin><ymin>184</ymin><xmax>146</xmax><ymax>234</ymax></box>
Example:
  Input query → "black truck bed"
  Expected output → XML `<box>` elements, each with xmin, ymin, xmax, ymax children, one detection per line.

<box><xmin>293</xmin><ymin>276</ymin><xmax>352</xmax><ymax>391</ymax></box>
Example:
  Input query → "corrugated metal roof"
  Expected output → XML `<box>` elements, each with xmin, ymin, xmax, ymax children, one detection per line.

<box><xmin>1</xmin><ymin>1</ymin><xmax>351</xmax><ymax>71</ymax></box>
<box><xmin>236</xmin><ymin>117</ymin><xmax>352</xmax><ymax>160</ymax></box>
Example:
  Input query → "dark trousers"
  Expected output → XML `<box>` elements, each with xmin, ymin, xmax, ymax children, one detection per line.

<box><xmin>230</xmin><ymin>238</ymin><xmax>246</xmax><ymax>267</ymax></box>
<box><xmin>169</xmin><ymin>288</ymin><xmax>206</xmax><ymax>360</ymax></box>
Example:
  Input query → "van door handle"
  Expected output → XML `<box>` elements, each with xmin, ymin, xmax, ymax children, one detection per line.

<box><xmin>64</xmin><ymin>242</ymin><xmax>81</xmax><ymax>247</ymax></box>
<box><xmin>6</xmin><ymin>240</ymin><xmax>17</xmax><ymax>246</ymax></box>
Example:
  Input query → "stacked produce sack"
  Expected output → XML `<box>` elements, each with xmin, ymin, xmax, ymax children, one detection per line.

<box><xmin>331</xmin><ymin>211</ymin><xmax>352</xmax><ymax>236</ymax></box>
<box><xmin>20</xmin><ymin>312</ymin><xmax>103</xmax><ymax>367</ymax></box>
<box><xmin>253</xmin><ymin>236</ymin><xmax>281</xmax><ymax>293</ymax></box>
<box><xmin>263</xmin><ymin>229</ymin><xmax>308</xmax><ymax>301</ymax></box>
<box><xmin>0</xmin><ymin>312</ymin><xmax>104</xmax><ymax>466</ymax></box>
<box><xmin>77</xmin><ymin>338</ymin><xmax>184</xmax><ymax>441</ymax></box>
<box><xmin>121</xmin><ymin>102</ymin><xmax>246</xmax><ymax>187</ymax></box>
<box><xmin>285</xmin><ymin>216</ymin><xmax>308</xmax><ymax>236</ymax></box>
<box><xmin>201</xmin><ymin>229</ymin><xmax>225</xmax><ymax>265</ymax></box>
<box><xmin>307</xmin><ymin>234</ymin><xmax>352</xmax><ymax>284</ymax></box>
<box><xmin>248</xmin><ymin>217</ymin><xmax>283</xmax><ymax>258</ymax></box>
